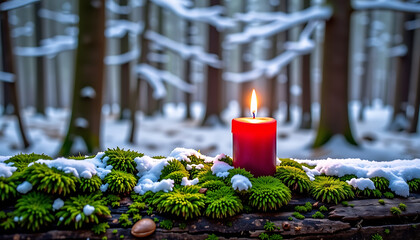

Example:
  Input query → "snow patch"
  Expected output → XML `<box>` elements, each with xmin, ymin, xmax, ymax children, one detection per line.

<box><xmin>181</xmin><ymin>177</ymin><xmax>199</xmax><ymax>186</ymax></box>
<box><xmin>53</xmin><ymin>198</ymin><xmax>64</xmax><ymax>211</ymax></box>
<box><xmin>133</xmin><ymin>179</ymin><xmax>174</xmax><ymax>195</ymax></box>
<box><xmin>0</xmin><ymin>162</ymin><xmax>17</xmax><ymax>178</ymax></box>
<box><xmin>231</xmin><ymin>174</ymin><xmax>252</xmax><ymax>191</ymax></box>
<box><xmin>186</xmin><ymin>164</ymin><xmax>204</xmax><ymax>170</ymax></box>
<box><xmin>17</xmin><ymin>181</ymin><xmax>32</xmax><ymax>194</ymax></box>
<box><xmin>100</xmin><ymin>183</ymin><xmax>109</xmax><ymax>192</ymax></box>
<box><xmin>211</xmin><ymin>160</ymin><xmax>233</xmax><ymax>178</ymax></box>
<box><xmin>83</xmin><ymin>205</ymin><xmax>95</xmax><ymax>216</ymax></box>
<box><xmin>346</xmin><ymin>178</ymin><xmax>375</xmax><ymax>190</ymax></box>
<box><xmin>75</xmin><ymin>213</ymin><xmax>82</xmax><ymax>222</ymax></box>
<box><xmin>33</xmin><ymin>157</ymin><xmax>100</xmax><ymax>179</ymax></box>
<box><xmin>80</xmin><ymin>86</ymin><xmax>96</xmax><ymax>99</ymax></box>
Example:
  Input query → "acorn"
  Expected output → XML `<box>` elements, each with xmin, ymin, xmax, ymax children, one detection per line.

<box><xmin>131</xmin><ymin>218</ymin><xmax>156</xmax><ymax>238</ymax></box>
<box><xmin>282</xmin><ymin>221</ymin><xmax>291</xmax><ymax>231</ymax></box>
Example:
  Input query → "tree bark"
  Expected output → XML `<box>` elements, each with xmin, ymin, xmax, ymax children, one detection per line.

<box><xmin>201</xmin><ymin>0</ymin><xmax>224</xmax><ymax>126</ymax></box>
<box><xmin>408</xmin><ymin>24</ymin><xmax>420</xmax><ymax>133</ymax></box>
<box><xmin>313</xmin><ymin>0</ymin><xmax>357</xmax><ymax>148</ymax></box>
<box><xmin>184</xmin><ymin>17</ymin><xmax>193</xmax><ymax>120</ymax></box>
<box><xmin>34</xmin><ymin>1</ymin><xmax>46</xmax><ymax>115</ymax></box>
<box><xmin>129</xmin><ymin>0</ymin><xmax>150</xmax><ymax>143</ymax></box>
<box><xmin>358</xmin><ymin>11</ymin><xmax>372</xmax><ymax>122</ymax></box>
<box><xmin>58</xmin><ymin>0</ymin><xmax>105</xmax><ymax>156</ymax></box>
<box><xmin>1</xmin><ymin>1</ymin><xmax>30</xmax><ymax>148</ymax></box>
<box><xmin>118</xmin><ymin>0</ymin><xmax>131</xmax><ymax>119</ymax></box>
<box><xmin>284</xmin><ymin>0</ymin><xmax>292</xmax><ymax>123</ymax></box>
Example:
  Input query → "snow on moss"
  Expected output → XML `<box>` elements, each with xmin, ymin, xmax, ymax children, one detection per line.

<box><xmin>0</xmin><ymin>162</ymin><xmax>17</xmax><ymax>178</ymax></box>
<box><xmin>181</xmin><ymin>177</ymin><xmax>199</xmax><ymax>186</ymax></box>
<box><xmin>53</xmin><ymin>198</ymin><xmax>64</xmax><ymax>211</ymax></box>
<box><xmin>211</xmin><ymin>160</ymin><xmax>234</xmax><ymax>178</ymax></box>
<box><xmin>83</xmin><ymin>204</ymin><xmax>95</xmax><ymax>216</ymax></box>
<box><xmin>17</xmin><ymin>181</ymin><xmax>32</xmax><ymax>194</ymax></box>
<box><xmin>346</xmin><ymin>178</ymin><xmax>375</xmax><ymax>190</ymax></box>
<box><xmin>231</xmin><ymin>174</ymin><xmax>252</xmax><ymax>191</ymax></box>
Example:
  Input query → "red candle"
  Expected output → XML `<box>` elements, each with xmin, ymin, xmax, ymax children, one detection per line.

<box><xmin>231</xmin><ymin>89</ymin><xmax>277</xmax><ymax>177</ymax></box>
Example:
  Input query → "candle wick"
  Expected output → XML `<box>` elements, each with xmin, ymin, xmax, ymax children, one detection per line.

<box><xmin>252</xmin><ymin>112</ymin><xmax>255</xmax><ymax>119</ymax></box>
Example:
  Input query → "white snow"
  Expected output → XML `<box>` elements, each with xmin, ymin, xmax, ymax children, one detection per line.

<box><xmin>83</xmin><ymin>204</ymin><xmax>95</xmax><ymax>216</ymax></box>
<box><xmin>0</xmin><ymin>0</ymin><xmax>39</xmax><ymax>11</ymax></box>
<box><xmin>75</xmin><ymin>213</ymin><xmax>82</xmax><ymax>222</ymax></box>
<box><xmin>100</xmin><ymin>183</ymin><xmax>109</xmax><ymax>192</ymax></box>
<box><xmin>80</xmin><ymin>87</ymin><xmax>96</xmax><ymax>99</ymax></box>
<box><xmin>105</xmin><ymin>20</ymin><xmax>143</xmax><ymax>38</ymax></box>
<box><xmin>106</xmin><ymin>0</ymin><xmax>133</xmax><ymax>14</ymax></box>
<box><xmin>38</xmin><ymin>8</ymin><xmax>79</xmax><ymax>24</ymax></box>
<box><xmin>211</xmin><ymin>160</ymin><xmax>233</xmax><ymax>178</ymax></box>
<box><xmin>181</xmin><ymin>177</ymin><xmax>199</xmax><ymax>186</ymax></box>
<box><xmin>0</xmin><ymin>162</ymin><xmax>17</xmax><ymax>178</ymax></box>
<box><xmin>186</xmin><ymin>163</ymin><xmax>204</xmax><ymax>170</ymax></box>
<box><xmin>11</xmin><ymin>22</ymin><xmax>34</xmax><ymax>38</ymax></box>
<box><xmin>0</xmin><ymin>71</ymin><xmax>15</xmax><ymax>83</ymax></box>
<box><xmin>133</xmin><ymin>178</ymin><xmax>174</xmax><ymax>195</ymax></box>
<box><xmin>346</xmin><ymin>178</ymin><xmax>375</xmax><ymax>190</ymax></box>
<box><xmin>32</xmin><ymin>157</ymin><xmax>99</xmax><ymax>179</ymax></box>
<box><xmin>104</xmin><ymin>48</ymin><xmax>139</xmax><ymax>65</ymax></box>
<box><xmin>13</xmin><ymin>216</ymin><xmax>19</xmax><ymax>222</ymax></box>
<box><xmin>231</xmin><ymin>174</ymin><xmax>252</xmax><ymax>191</ymax></box>
<box><xmin>135</xmin><ymin>155</ymin><xmax>169</xmax><ymax>179</ymax></box>
<box><xmin>14</xmin><ymin>35</ymin><xmax>77</xmax><ymax>57</ymax></box>
<box><xmin>388</xmin><ymin>44</ymin><xmax>407</xmax><ymax>58</ymax></box>
<box><xmin>17</xmin><ymin>181</ymin><xmax>33</xmax><ymax>194</ymax></box>
<box><xmin>352</xmin><ymin>1</ymin><xmax>420</xmax><ymax>13</ymax></box>
<box><xmin>53</xmin><ymin>198</ymin><xmax>64</xmax><ymax>211</ymax></box>
<box><xmin>74</xmin><ymin>118</ymin><xmax>89</xmax><ymax>129</ymax></box>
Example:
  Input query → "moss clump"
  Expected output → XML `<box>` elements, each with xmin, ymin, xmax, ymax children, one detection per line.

<box><xmin>160</xmin><ymin>160</ymin><xmax>187</xmax><ymax>179</ymax></box>
<box><xmin>355</xmin><ymin>188</ymin><xmax>382</xmax><ymax>198</ymax></box>
<box><xmin>338</xmin><ymin>174</ymin><xmax>357</xmax><ymax>182</ymax></box>
<box><xmin>92</xmin><ymin>222</ymin><xmax>109</xmax><ymax>235</ymax></box>
<box><xmin>0</xmin><ymin>176</ymin><xmax>18</xmax><ymax>201</ymax></box>
<box><xmin>104</xmin><ymin>170</ymin><xmax>137</xmax><ymax>195</ymax></box>
<box><xmin>163</xmin><ymin>170</ymin><xmax>189</xmax><ymax>185</ymax></box>
<box><xmin>22</xmin><ymin>163</ymin><xmax>77</xmax><ymax>196</ymax></box>
<box><xmin>0</xmin><ymin>213</ymin><xmax>15</xmax><ymax>230</ymax></box>
<box><xmin>319</xmin><ymin>205</ymin><xmax>328</xmax><ymax>212</ymax></box>
<box><xmin>127</xmin><ymin>202</ymin><xmax>146</xmax><ymax>216</ymax></box>
<box><xmin>153</xmin><ymin>186</ymin><xmax>206</xmax><ymax>220</ymax></box>
<box><xmin>259</xmin><ymin>233</ymin><xmax>269</xmax><ymax>240</ymax></box>
<box><xmin>197</xmin><ymin>169</ymin><xmax>222</xmax><ymax>183</ymax></box>
<box><xmin>342</xmin><ymin>201</ymin><xmax>349</xmax><ymax>207</ymax></box>
<box><xmin>56</xmin><ymin>193</ymin><xmax>111</xmax><ymax>229</ymax></box>
<box><xmin>264</xmin><ymin>221</ymin><xmax>276</xmax><ymax>231</ymax></box>
<box><xmin>226</xmin><ymin>168</ymin><xmax>254</xmax><ymax>183</ymax></box>
<box><xmin>383</xmin><ymin>191</ymin><xmax>394</xmax><ymax>199</ymax></box>
<box><xmin>371</xmin><ymin>233</ymin><xmax>383</xmax><ymax>240</ymax></box>
<box><xmin>407</xmin><ymin>178</ymin><xmax>420</xmax><ymax>192</ymax></box>
<box><xmin>312</xmin><ymin>211</ymin><xmax>325</xmax><ymax>219</ymax></box>
<box><xmin>310</xmin><ymin>176</ymin><xmax>354</xmax><ymax>204</ymax></box>
<box><xmin>68</xmin><ymin>154</ymin><xmax>94</xmax><ymax>160</ymax></box>
<box><xmin>159</xmin><ymin>219</ymin><xmax>173</xmax><ymax>230</ymax></box>
<box><xmin>398</xmin><ymin>203</ymin><xmax>407</xmax><ymax>211</ymax></box>
<box><xmin>118</xmin><ymin>214</ymin><xmax>132</xmax><ymax>227</ymax></box>
<box><xmin>104</xmin><ymin>147</ymin><xmax>143</xmax><ymax>174</ymax></box>
<box><xmin>371</xmin><ymin>177</ymin><xmax>390</xmax><ymax>191</ymax></box>
<box><xmin>278</xmin><ymin>158</ymin><xmax>303</xmax><ymax>170</ymax></box>
<box><xmin>219</xmin><ymin>155</ymin><xmax>233</xmax><ymax>166</ymax></box>
<box><xmin>200</xmin><ymin>180</ymin><xmax>226</xmax><ymax>191</ymax></box>
<box><xmin>206</xmin><ymin>234</ymin><xmax>219</xmax><ymax>240</ymax></box>
<box><xmin>378</xmin><ymin>199</ymin><xmax>385</xmax><ymax>205</ymax></box>
<box><xmin>294</xmin><ymin>202</ymin><xmax>312</xmax><ymax>213</ymax></box>
<box><xmin>79</xmin><ymin>175</ymin><xmax>102</xmax><ymax>193</ymax></box>
<box><xmin>292</xmin><ymin>212</ymin><xmax>305</xmax><ymax>220</ymax></box>
<box><xmin>13</xmin><ymin>192</ymin><xmax>54</xmax><ymax>231</ymax></box>
<box><xmin>205</xmin><ymin>186</ymin><xmax>243</xmax><ymax>219</ymax></box>
<box><xmin>5</xmin><ymin>153</ymin><xmax>52</xmax><ymax>172</ymax></box>
<box><xmin>275</xmin><ymin>166</ymin><xmax>311</xmax><ymax>193</ymax></box>
<box><xmin>270</xmin><ymin>234</ymin><xmax>284</xmax><ymax>240</ymax></box>
<box><xmin>390</xmin><ymin>206</ymin><xmax>401</xmax><ymax>215</ymax></box>
<box><xmin>248</xmin><ymin>176</ymin><xmax>291</xmax><ymax>211</ymax></box>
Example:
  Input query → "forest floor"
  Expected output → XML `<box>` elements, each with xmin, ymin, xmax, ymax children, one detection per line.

<box><xmin>0</xmin><ymin>100</ymin><xmax>419</xmax><ymax>160</ymax></box>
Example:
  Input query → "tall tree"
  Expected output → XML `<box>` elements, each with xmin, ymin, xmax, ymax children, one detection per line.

<box><xmin>284</xmin><ymin>0</ymin><xmax>292</xmax><ymax>123</ymax></box>
<box><xmin>201</xmin><ymin>0</ymin><xmax>224</xmax><ymax>126</ymax></box>
<box><xmin>313</xmin><ymin>0</ymin><xmax>357</xmax><ymax>147</ymax></box>
<box><xmin>59</xmin><ymin>0</ymin><xmax>105</xmax><ymax>156</ymax></box>
<box><xmin>299</xmin><ymin>0</ymin><xmax>312</xmax><ymax>129</ymax></box>
<box><xmin>119</xmin><ymin>0</ymin><xmax>131</xmax><ymax>119</ymax></box>
<box><xmin>34</xmin><ymin>1</ymin><xmax>46</xmax><ymax>115</ymax></box>
<box><xmin>129</xmin><ymin>0</ymin><xmax>150</xmax><ymax>143</ymax></box>
<box><xmin>408</xmin><ymin>22</ymin><xmax>420</xmax><ymax>134</ymax></box>
<box><xmin>0</xmin><ymin>1</ymin><xmax>30</xmax><ymax>148</ymax></box>
<box><xmin>267</xmin><ymin>2</ymin><xmax>281</xmax><ymax>118</ymax></box>
<box><xmin>184</xmin><ymin>11</ymin><xmax>193</xmax><ymax>120</ymax></box>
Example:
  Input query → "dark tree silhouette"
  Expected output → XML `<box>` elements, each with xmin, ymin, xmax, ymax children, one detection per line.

<box><xmin>119</xmin><ymin>0</ymin><xmax>131</xmax><ymax>120</ymax></box>
<box><xmin>313</xmin><ymin>0</ymin><xmax>357</xmax><ymax>147</ymax></box>
<box><xmin>34</xmin><ymin>1</ymin><xmax>46</xmax><ymax>115</ymax></box>
<box><xmin>267</xmin><ymin>2</ymin><xmax>281</xmax><ymax>118</ymax></box>
<box><xmin>184</xmin><ymin>12</ymin><xmax>193</xmax><ymax>120</ymax></box>
<box><xmin>59</xmin><ymin>0</ymin><xmax>105</xmax><ymax>156</ymax></box>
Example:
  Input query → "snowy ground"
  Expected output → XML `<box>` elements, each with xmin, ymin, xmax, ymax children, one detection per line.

<box><xmin>0</xmin><ymin>100</ymin><xmax>419</xmax><ymax>161</ymax></box>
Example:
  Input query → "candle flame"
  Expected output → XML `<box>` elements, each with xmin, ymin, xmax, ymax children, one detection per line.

<box><xmin>250</xmin><ymin>89</ymin><xmax>257</xmax><ymax>118</ymax></box>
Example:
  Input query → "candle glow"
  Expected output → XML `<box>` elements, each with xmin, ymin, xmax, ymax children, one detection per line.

<box><xmin>251</xmin><ymin>89</ymin><xmax>257</xmax><ymax>118</ymax></box>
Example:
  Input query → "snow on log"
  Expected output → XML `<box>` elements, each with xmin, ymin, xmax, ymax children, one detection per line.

<box><xmin>14</xmin><ymin>35</ymin><xmax>77</xmax><ymax>57</ymax></box>
<box><xmin>11</xmin><ymin>22</ymin><xmax>34</xmax><ymax>38</ymax></box>
<box><xmin>226</xmin><ymin>6</ymin><xmax>331</xmax><ymax>45</ymax></box>
<box><xmin>151</xmin><ymin>0</ymin><xmax>235</xmax><ymax>30</ymax></box>
<box><xmin>105</xmin><ymin>19</ymin><xmax>143</xmax><ymax>38</ymax></box>
<box><xmin>145</xmin><ymin>30</ymin><xmax>222</xmax><ymax>68</ymax></box>
<box><xmin>352</xmin><ymin>1</ymin><xmax>420</xmax><ymax>13</ymax></box>
<box><xmin>38</xmin><ymin>8</ymin><xmax>79</xmax><ymax>24</ymax></box>
<box><xmin>0</xmin><ymin>71</ymin><xmax>15</xmax><ymax>83</ymax></box>
<box><xmin>0</xmin><ymin>0</ymin><xmax>38</xmax><ymax>11</ymax></box>
<box><xmin>104</xmin><ymin>48</ymin><xmax>139</xmax><ymax>65</ymax></box>
<box><xmin>136</xmin><ymin>64</ymin><xmax>195</xmax><ymax>99</ymax></box>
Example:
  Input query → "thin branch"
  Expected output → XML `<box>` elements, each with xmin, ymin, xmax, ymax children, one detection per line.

<box><xmin>352</xmin><ymin>0</ymin><xmax>420</xmax><ymax>13</ymax></box>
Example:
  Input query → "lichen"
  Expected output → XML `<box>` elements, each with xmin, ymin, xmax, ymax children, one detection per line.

<box><xmin>248</xmin><ymin>176</ymin><xmax>291</xmax><ymax>211</ymax></box>
<box><xmin>310</xmin><ymin>176</ymin><xmax>354</xmax><ymax>204</ymax></box>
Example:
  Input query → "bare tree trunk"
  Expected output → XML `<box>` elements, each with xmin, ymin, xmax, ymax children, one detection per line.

<box><xmin>408</xmin><ymin>23</ymin><xmax>420</xmax><ymax>133</ymax></box>
<box><xmin>201</xmin><ymin>0</ymin><xmax>224</xmax><ymax>126</ymax></box>
<box><xmin>313</xmin><ymin>0</ymin><xmax>357</xmax><ymax>148</ymax></box>
<box><xmin>1</xmin><ymin>1</ymin><xmax>30</xmax><ymax>148</ymax></box>
<box><xmin>284</xmin><ymin>0</ymin><xmax>292</xmax><ymax>123</ymax></box>
<box><xmin>34</xmin><ymin>1</ymin><xmax>46</xmax><ymax>115</ymax></box>
<box><xmin>118</xmin><ymin>0</ymin><xmax>131</xmax><ymax>119</ymax></box>
<box><xmin>358</xmin><ymin>11</ymin><xmax>372</xmax><ymax>122</ymax></box>
<box><xmin>184</xmin><ymin>18</ymin><xmax>193</xmax><ymax>120</ymax></box>
<box><xmin>2</xmin><ymin>83</ymin><xmax>14</xmax><ymax>115</ymax></box>
<box><xmin>59</xmin><ymin>0</ymin><xmax>105</xmax><ymax>156</ymax></box>
<box><xmin>129</xmin><ymin>0</ymin><xmax>150</xmax><ymax>143</ymax></box>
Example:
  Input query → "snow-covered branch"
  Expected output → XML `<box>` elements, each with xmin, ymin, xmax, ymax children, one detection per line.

<box><xmin>352</xmin><ymin>1</ymin><xmax>420</xmax><ymax>13</ymax></box>
<box><xmin>38</xmin><ymin>8</ymin><xmax>79</xmax><ymax>24</ymax></box>
<box><xmin>0</xmin><ymin>72</ymin><xmax>15</xmax><ymax>83</ymax></box>
<box><xmin>234</xmin><ymin>11</ymin><xmax>290</xmax><ymax>23</ymax></box>
<box><xmin>151</xmin><ymin>0</ymin><xmax>235</xmax><ymax>30</ymax></box>
<box><xmin>104</xmin><ymin>48</ymin><xmax>139</xmax><ymax>65</ymax></box>
<box><xmin>106</xmin><ymin>0</ymin><xmax>143</xmax><ymax>14</ymax></box>
<box><xmin>224</xmin><ymin>21</ymin><xmax>319</xmax><ymax>82</ymax></box>
<box><xmin>145</xmin><ymin>30</ymin><xmax>222</xmax><ymax>68</ymax></box>
<box><xmin>14</xmin><ymin>35</ymin><xmax>77</xmax><ymax>57</ymax></box>
<box><xmin>0</xmin><ymin>0</ymin><xmax>38</xmax><ymax>11</ymax></box>
<box><xmin>11</xmin><ymin>22</ymin><xmax>33</xmax><ymax>38</ymax></box>
<box><xmin>226</xmin><ymin>6</ymin><xmax>331</xmax><ymax>45</ymax></box>
<box><xmin>136</xmin><ymin>64</ymin><xmax>196</xmax><ymax>99</ymax></box>
<box><xmin>105</xmin><ymin>20</ymin><xmax>144</xmax><ymax>38</ymax></box>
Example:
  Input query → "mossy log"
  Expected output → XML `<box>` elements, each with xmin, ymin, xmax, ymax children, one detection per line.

<box><xmin>1</xmin><ymin>195</ymin><xmax>420</xmax><ymax>239</ymax></box>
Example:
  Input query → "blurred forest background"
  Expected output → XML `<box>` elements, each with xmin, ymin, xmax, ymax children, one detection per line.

<box><xmin>0</xmin><ymin>0</ymin><xmax>419</xmax><ymax>160</ymax></box>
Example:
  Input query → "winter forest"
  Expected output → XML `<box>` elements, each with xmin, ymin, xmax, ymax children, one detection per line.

<box><xmin>1</xmin><ymin>0</ymin><xmax>420</xmax><ymax>161</ymax></box>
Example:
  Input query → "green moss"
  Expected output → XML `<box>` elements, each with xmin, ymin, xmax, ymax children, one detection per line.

<box><xmin>288</xmin><ymin>216</ymin><xmax>293</xmax><ymax>221</ymax></box>
<box><xmin>179</xmin><ymin>222</ymin><xmax>187</xmax><ymax>229</ymax></box>
<box><xmin>383</xmin><ymin>191</ymin><xmax>394</xmax><ymax>199</ymax></box>
<box><xmin>407</xmin><ymin>178</ymin><xmax>420</xmax><ymax>192</ymax></box>
<box><xmin>355</xmin><ymin>188</ymin><xmax>382</xmax><ymax>198</ymax></box>
<box><xmin>264</xmin><ymin>221</ymin><xmax>276</xmax><ymax>231</ymax></box>
<box><xmin>0</xmin><ymin>214</ymin><xmax>15</xmax><ymax>230</ymax></box>
<box><xmin>206</xmin><ymin>234</ymin><xmax>219</xmax><ymax>240</ymax></box>
<box><xmin>226</xmin><ymin>168</ymin><xmax>254</xmax><ymax>184</ymax></box>
<box><xmin>205</xmin><ymin>186</ymin><xmax>243</xmax><ymax>218</ymax></box>
<box><xmin>219</xmin><ymin>155</ymin><xmax>233</xmax><ymax>166</ymax></box>
<box><xmin>68</xmin><ymin>154</ymin><xmax>94</xmax><ymax>160</ymax></box>
<box><xmin>310</xmin><ymin>176</ymin><xmax>354</xmax><ymax>204</ymax></box>
<box><xmin>0</xmin><ymin>177</ymin><xmax>18</xmax><ymax>201</ymax></box>
<box><xmin>159</xmin><ymin>219</ymin><xmax>173</xmax><ymax>230</ymax></box>
<box><xmin>104</xmin><ymin>194</ymin><xmax>120</xmax><ymax>205</ymax></box>
<box><xmin>120</xmin><ymin>235</ymin><xmax>124</xmax><ymax>239</ymax></box>
<box><xmin>398</xmin><ymin>203</ymin><xmax>407</xmax><ymax>211</ymax></box>
<box><xmin>292</xmin><ymin>212</ymin><xmax>305</xmax><ymax>220</ymax></box>
<box><xmin>133</xmin><ymin>214</ymin><xmax>142</xmax><ymax>222</ymax></box>
<box><xmin>319</xmin><ymin>205</ymin><xmax>328</xmax><ymax>212</ymax></box>
<box><xmin>338</xmin><ymin>174</ymin><xmax>357</xmax><ymax>182</ymax></box>
<box><xmin>269</xmin><ymin>234</ymin><xmax>284</xmax><ymax>240</ymax></box>
<box><xmin>102</xmin><ymin>237</ymin><xmax>108</xmax><ymax>240</ymax></box>
<box><xmin>200</xmin><ymin>180</ymin><xmax>226</xmax><ymax>191</ymax></box>
<box><xmin>13</xmin><ymin>192</ymin><xmax>54</xmax><ymax>231</ymax></box>
<box><xmin>371</xmin><ymin>177</ymin><xmax>390</xmax><ymax>191</ymax></box>
<box><xmin>275</xmin><ymin>166</ymin><xmax>311</xmax><ymax>193</ymax></box>
<box><xmin>22</xmin><ymin>163</ymin><xmax>78</xmax><ymax>196</ymax></box>
<box><xmin>104</xmin><ymin>170</ymin><xmax>137</xmax><ymax>195</ymax></box>
<box><xmin>153</xmin><ymin>186</ymin><xmax>206</xmax><ymax>220</ymax></box>
<box><xmin>342</xmin><ymin>201</ymin><xmax>349</xmax><ymax>207</ymax></box>
<box><xmin>371</xmin><ymin>233</ymin><xmax>383</xmax><ymax>240</ymax></box>
<box><xmin>278</xmin><ymin>158</ymin><xmax>303</xmax><ymax>170</ymax></box>
<box><xmin>294</xmin><ymin>206</ymin><xmax>308</xmax><ymax>213</ymax></box>
<box><xmin>197</xmin><ymin>169</ymin><xmax>222</xmax><ymax>183</ymax></box>
<box><xmin>91</xmin><ymin>222</ymin><xmax>109</xmax><ymax>235</ymax></box>
<box><xmin>384</xmin><ymin>228</ymin><xmax>390</xmax><ymax>234</ymax></box>
<box><xmin>378</xmin><ymin>199</ymin><xmax>385</xmax><ymax>205</ymax></box>
<box><xmin>390</xmin><ymin>206</ymin><xmax>401</xmax><ymax>215</ymax></box>
<box><xmin>163</xmin><ymin>170</ymin><xmax>189</xmax><ymax>185</ymax></box>
<box><xmin>312</xmin><ymin>211</ymin><xmax>325</xmax><ymax>219</ymax></box>
<box><xmin>112</xmin><ymin>229</ymin><xmax>118</xmax><ymax>234</ymax></box>
<box><xmin>56</xmin><ymin>193</ymin><xmax>111</xmax><ymax>229</ymax></box>
<box><xmin>127</xmin><ymin>202</ymin><xmax>146</xmax><ymax>216</ymax></box>
<box><xmin>5</xmin><ymin>153</ymin><xmax>52</xmax><ymax>172</ymax></box>
<box><xmin>153</xmin><ymin>217</ymin><xmax>159</xmax><ymax>223</ymax></box>
<box><xmin>104</xmin><ymin>147</ymin><xmax>143</xmax><ymax>174</ymax></box>
<box><xmin>147</xmin><ymin>207</ymin><xmax>154</xmax><ymax>215</ymax></box>
<box><xmin>259</xmin><ymin>232</ymin><xmax>269</xmax><ymax>240</ymax></box>
<box><xmin>118</xmin><ymin>214</ymin><xmax>132</xmax><ymax>227</ymax></box>
<box><xmin>248</xmin><ymin>176</ymin><xmax>291</xmax><ymax>211</ymax></box>
<box><xmin>160</xmin><ymin>160</ymin><xmax>187</xmax><ymax>179</ymax></box>
<box><xmin>79</xmin><ymin>175</ymin><xmax>102</xmax><ymax>193</ymax></box>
